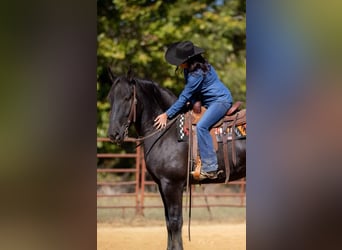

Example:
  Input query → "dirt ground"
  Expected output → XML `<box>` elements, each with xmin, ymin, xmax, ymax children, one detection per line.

<box><xmin>97</xmin><ymin>222</ymin><xmax>246</xmax><ymax>250</ymax></box>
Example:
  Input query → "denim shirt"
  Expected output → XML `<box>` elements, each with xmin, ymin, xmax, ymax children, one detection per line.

<box><xmin>166</xmin><ymin>65</ymin><xmax>233</xmax><ymax>119</ymax></box>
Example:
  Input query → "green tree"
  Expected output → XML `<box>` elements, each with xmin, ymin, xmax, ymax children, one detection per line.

<box><xmin>97</xmin><ymin>0</ymin><xmax>246</xmax><ymax>155</ymax></box>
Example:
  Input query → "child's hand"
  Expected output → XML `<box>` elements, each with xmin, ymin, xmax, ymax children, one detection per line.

<box><xmin>154</xmin><ymin>113</ymin><xmax>168</xmax><ymax>130</ymax></box>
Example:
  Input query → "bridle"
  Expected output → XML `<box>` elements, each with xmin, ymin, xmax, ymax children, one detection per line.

<box><xmin>124</xmin><ymin>84</ymin><xmax>137</xmax><ymax>138</ymax></box>
<box><xmin>122</xmin><ymin>80</ymin><xmax>178</xmax><ymax>144</ymax></box>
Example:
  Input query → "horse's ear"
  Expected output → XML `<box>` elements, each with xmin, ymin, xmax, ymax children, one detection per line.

<box><xmin>98</xmin><ymin>66</ymin><xmax>116</xmax><ymax>84</ymax></box>
<box><xmin>107</xmin><ymin>66</ymin><xmax>117</xmax><ymax>83</ymax></box>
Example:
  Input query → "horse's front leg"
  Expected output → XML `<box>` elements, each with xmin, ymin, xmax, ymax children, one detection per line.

<box><xmin>159</xmin><ymin>181</ymin><xmax>184</xmax><ymax>250</ymax></box>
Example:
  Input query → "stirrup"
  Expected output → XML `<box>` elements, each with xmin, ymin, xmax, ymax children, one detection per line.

<box><xmin>192</xmin><ymin>170</ymin><xmax>223</xmax><ymax>180</ymax></box>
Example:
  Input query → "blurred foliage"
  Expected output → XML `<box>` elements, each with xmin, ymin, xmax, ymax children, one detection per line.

<box><xmin>97</xmin><ymin>0</ymin><xmax>246</xmax><ymax>166</ymax></box>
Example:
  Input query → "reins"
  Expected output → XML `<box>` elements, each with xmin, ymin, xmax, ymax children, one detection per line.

<box><xmin>134</xmin><ymin>116</ymin><xmax>178</xmax><ymax>148</ymax></box>
<box><xmin>186</xmin><ymin>111</ymin><xmax>193</xmax><ymax>242</ymax></box>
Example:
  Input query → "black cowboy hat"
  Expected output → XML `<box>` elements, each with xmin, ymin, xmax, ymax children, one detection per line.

<box><xmin>165</xmin><ymin>41</ymin><xmax>205</xmax><ymax>66</ymax></box>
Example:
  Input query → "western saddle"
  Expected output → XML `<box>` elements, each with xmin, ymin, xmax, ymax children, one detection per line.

<box><xmin>183</xmin><ymin>101</ymin><xmax>246</xmax><ymax>183</ymax></box>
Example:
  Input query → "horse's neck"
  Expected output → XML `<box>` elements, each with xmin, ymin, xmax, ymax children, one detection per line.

<box><xmin>134</xmin><ymin>81</ymin><xmax>176</xmax><ymax>136</ymax></box>
<box><xmin>135</xmin><ymin>105</ymin><xmax>162</xmax><ymax>136</ymax></box>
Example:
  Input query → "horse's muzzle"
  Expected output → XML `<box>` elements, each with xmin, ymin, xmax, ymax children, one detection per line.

<box><xmin>108</xmin><ymin>132</ymin><xmax>124</xmax><ymax>145</ymax></box>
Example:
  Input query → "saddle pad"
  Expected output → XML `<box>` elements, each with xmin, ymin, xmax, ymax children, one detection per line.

<box><xmin>177</xmin><ymin>114</ymin><xmax>188</xmax><ymax>142</ymax></box>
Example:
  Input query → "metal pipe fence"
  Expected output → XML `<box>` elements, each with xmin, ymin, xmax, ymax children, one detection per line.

<box><xmin>97</xmin><ymin>137</ymin><xmax>245</xmax><ymax>216</ymax></box>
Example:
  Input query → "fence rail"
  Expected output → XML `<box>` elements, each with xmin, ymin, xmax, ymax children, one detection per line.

<box><xmin>97</xmin><ymin>137</ymin><xmax>245</xmax><ymax>216</ymax></box>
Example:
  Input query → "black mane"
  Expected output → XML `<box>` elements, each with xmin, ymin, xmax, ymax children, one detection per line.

<box><xmin>134</xmin><ymin>78</ymin><xmax>177</xmax><ymax>112</ymax></box>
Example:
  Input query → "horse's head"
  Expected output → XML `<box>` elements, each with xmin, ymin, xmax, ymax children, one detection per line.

<box><xmin>107</xmin><ymin>68</ymin><xmax>136</xmax><ymax>145</ymax></box>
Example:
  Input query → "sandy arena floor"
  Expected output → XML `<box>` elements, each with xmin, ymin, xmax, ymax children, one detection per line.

<box><xmin>97</xmin><ymin>223</ymin><xmax>246</xmax><ymax>250</ymax></box>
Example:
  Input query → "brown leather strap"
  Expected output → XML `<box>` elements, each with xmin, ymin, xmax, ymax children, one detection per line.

<box><xmin>189</xmin><ymin>114</ymin><xmax>201</xmax><ymax>181</ymax></box>
<box><xmin>231</xmin><ymin>113</ymin><xmax>239</xmax><ymax>166</ymax></box>
<box><xmin>223</xmin><ymin>140</ymin><xmax>230</xmax><ymax>183</ymax></box>
<box><xmin>127</xmin><ymin>85</ymin><xmax>137</xmax><ymax>124</ymax></box>
<box><xmin>193</xmin><ymin>156</ymin><xmax>201</xmax><ymax>180</ymax></box>
<box><xmin>222</xmin><ymin>122</ymin><xmax>230</xmax><ymax>183</ymax></box>
<box><xmin>193</xmin><ymin>124</ymin><xmax>201</xmax><ymax>180</ymax></box>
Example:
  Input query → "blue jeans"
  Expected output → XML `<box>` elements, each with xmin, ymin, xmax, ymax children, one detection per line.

<box><xmin>197</xmin><ymin>101</ymin><xmax>231</xmax><ymax>172</ymax></box>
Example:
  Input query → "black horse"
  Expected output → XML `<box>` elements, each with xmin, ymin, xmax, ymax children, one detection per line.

<box><xmin>106</xmin><ymin>68</ymin><xmax>246</xmax><ymax>250</ymax></box>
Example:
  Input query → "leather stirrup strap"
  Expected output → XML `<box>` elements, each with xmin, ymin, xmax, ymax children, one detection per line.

<box><xmin>231</xmin><ymin>112</ymin><xmax>239</xmax><ymax>166</ymax></box>
<box><xmin>193</xmin><ymin>125</ymin><xmax>201</xmax><ymax>180</ymax></box>
<box><xmin>190</xmin><ymin>112</ymin><xmax>201</xmax><ymax>180</ymax></box>
<box><xmin>222</xmin><ymin>122</ymin><xmax>230</xmax><ymax>183</ymax></box>
<box><xmin>194</xmin><ymin>156</ymin><xmax>201</xmax><ymax>179</ymax></box>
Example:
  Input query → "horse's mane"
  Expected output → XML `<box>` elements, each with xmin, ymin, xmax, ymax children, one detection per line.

<box><xmin>135</xmin><ymin>78</ymin><xmax>177</xmax><ymax>111</ymax></box>
<box><xmin>105</xmin><ymin>68</ymin><xmax>177</xmax><ymax>112</ymax></box>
